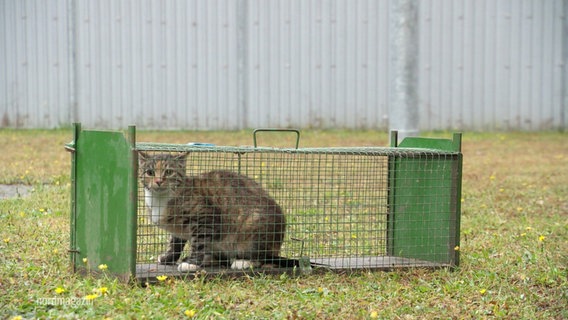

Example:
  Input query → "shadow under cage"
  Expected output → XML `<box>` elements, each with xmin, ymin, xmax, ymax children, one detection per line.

<box><xmin>67</xmin><ymin>124</ymin><xmax>462</xmax><ymax>282</ymax></box>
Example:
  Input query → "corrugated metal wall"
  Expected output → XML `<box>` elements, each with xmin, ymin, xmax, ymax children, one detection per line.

<box><xmin>73</xmin><ymin>0</ymin><xmax>241</xmax><ymax>129</ymax></box>
<box><xmin>1</xmin><ymin>0</ymin><xmax>71</xmax><ymax>128</ymax></box>
<box><xmin>419</xmin><ymin>0</ymin><xmax>566</xmax><ymax>130</ymax></box>
<box><xmin>1</xmin><ymin>0</ymin><xmax>566</xmax><ymax>130</ymax></box>
<box><xmin>246</xmin><ymin>0</ymin><xmax>391</xmax><ymax>129</ymax></box>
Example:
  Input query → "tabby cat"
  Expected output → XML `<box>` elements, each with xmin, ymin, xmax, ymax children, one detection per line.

<box><xmin>138</xmin><ymin>151</ymin><xmax>286</xmax><ymax>272</ymax></box>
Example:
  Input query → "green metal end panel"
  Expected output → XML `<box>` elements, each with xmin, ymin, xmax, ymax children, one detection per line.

<box><xmin>388</xmin><ymin>132</ymin><xmax>462</xmax><ymax>266</ymax></box>
<box><xmin>70</xmin><ymin>125</ymin><xmax>137</xmax><ymax>280</ymax></box>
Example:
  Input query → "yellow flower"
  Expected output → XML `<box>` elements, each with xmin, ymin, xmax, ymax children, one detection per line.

<box><xmin>84</xmin><ymin>294</ymin><xmax>99</xmax><ymax>300</ymax></box>
<box><xmin>55</xmin><ymin>287</ymin><xmax>66</xmax><ymax>294</ymax></box>
<box><xmin>538</xmin><ymin>235</ymin><xmax>546</xmax><ymax>242</ymax></box>
<box><xmin>156</xmin><ymin>275</ymin><xmax>168</xmax><ymax>282</ymax></box>
<box><xmin>489</xmin><ymin>175</ymin><xmax>496</xmax><ymax>181</ymax></box>
<box><xmin>184</xmin><ymin>309</ymin><xmax>196</xmax><ymax>317</ymax></box>
<box><xmin>454</xmin><ymin>246</ymin><xmax>460</xmax><ymax>251</ymax></box>
<box><xmin>520</xmin><ymin>233</ymin><xmax>527</xmax><ymax>237</ymax></box>
<box><xmin>98</xmin><ymin>264</ymin><xmax>108</xmax><ymax>271</ymax></box>
<box><xmin>479</xmin><ymin>289</ymin><xmax>487</xmax><ymax>295</ymax></box>
<box><xmin>525</xmin><ymin>227</ymin><xmax>532</xmax><ymax>231</ymax></box>
<box><xmin>2</xmin><ymin>238</ymin><xmax>9</xmax><ymax>244</ymax></box>
<box><xmin>317</xmin><ymin>287</ymin><xmax>324</xmax><ymax>293</ymax></box>
<box><xmin>94</xmin><ymin>287</ymin><xmax>109</xmax><ymax>295</ymax></box>
<box><xmin>11</xmin><ymin>316</ymin><xmax>23</xmax><ymax>320</ymax></box>
<box><xmin>370</xmin><ymin>310</ymin><xmax>379</xmax><ymax>319</ymax></box>
<box><xmin>82</xmin><ymin>257</ymin><xmax>88</xmax><ymax>264</ymax></box>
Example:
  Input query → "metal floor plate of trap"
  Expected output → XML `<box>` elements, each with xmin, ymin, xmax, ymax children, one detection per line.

<box><xmin>135</xmin><ymin>257</ymin><xmax>449</xmax><ymax>281</ymax></box>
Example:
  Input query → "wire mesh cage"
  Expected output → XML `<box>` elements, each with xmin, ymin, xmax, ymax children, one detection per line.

<box><xmin>67</xmin><ymin>124</ymin><xmax>462</xmax><ymax>282</ymax></box>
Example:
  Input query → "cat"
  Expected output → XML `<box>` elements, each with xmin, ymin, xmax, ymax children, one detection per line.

<box><xmin>138</xmin><ymin>151</ymin><xmax>287</xmax><ymax>272</ymax></box>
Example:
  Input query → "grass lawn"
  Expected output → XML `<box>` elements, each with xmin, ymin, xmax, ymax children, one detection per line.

<box><xmin>0</xmin><ymin>128</ymin><xmax>566</xmax><ymax>319</ymax></box>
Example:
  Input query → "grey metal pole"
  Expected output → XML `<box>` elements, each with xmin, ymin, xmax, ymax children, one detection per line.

<box><xmin>389</xmin><ymin>0</ymin><xmax>419</xmax><ymax>142</ymax></box>
<box><xmin>237</xmin><ymin>0</ymin><xmax>249</xmax><ymax>129</ymax></box>
<box><xmin>67</xmin><ymin>0</ymin><xmax>79</xmax><ymax>124</ymax></box>
<box><xmin>562</xmin><ymin>0</ymin><xmax>567</xmax><ymax>131</ymax></box>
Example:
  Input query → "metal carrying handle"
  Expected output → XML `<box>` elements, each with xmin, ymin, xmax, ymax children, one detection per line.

<box><xmin>253</xmin><ymin>128</ymin><xmax>301</xmax><ymax>149</ymax></box>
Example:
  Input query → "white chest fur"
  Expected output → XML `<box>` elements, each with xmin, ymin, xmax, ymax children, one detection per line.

<box><xmin>144</xmin><ymin>188</ymin><xmax>172</xmax><ymax>225</ymax></box>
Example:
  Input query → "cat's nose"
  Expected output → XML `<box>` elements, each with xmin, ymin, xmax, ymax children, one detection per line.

<box><xmin>155</xmin><ymin>179</ymin><xmax>163</xmax><ymax>186</ymax></box>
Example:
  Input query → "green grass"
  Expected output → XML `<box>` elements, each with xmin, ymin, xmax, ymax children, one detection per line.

<box><xmin>1</xmin><ymin>129</ymin><xmax>567</xmax><ymax>319</ymax></box>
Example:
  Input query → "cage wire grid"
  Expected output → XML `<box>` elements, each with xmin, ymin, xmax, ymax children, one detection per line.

<box><xmin>134</xmin><ymin>144</ymin><xmax>459</xmax><ymax>279</ymax></box>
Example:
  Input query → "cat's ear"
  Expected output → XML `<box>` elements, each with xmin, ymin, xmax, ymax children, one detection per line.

<box><xmin>138</xmin><ymin>151</ymin><xmax>149</xmax><ymax>164</ymax></box>
<box><xmin>174</xmin><ymin>152</ymin><xmax>189</xmax><ymax>169</ymax></box>
<box><xmin>173</xmin><ymin>151</ymin><xmax>190</xmax><ymax>161</ymax></box>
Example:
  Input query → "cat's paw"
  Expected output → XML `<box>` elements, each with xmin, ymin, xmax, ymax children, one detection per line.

<box><xmin>231</xmin><ymin>259</ymin><xmax>259</xmax><ymax>270</ymax></box>
<box><xmin>178</xmin><ymin>262</ymin><xmax>200</xmax><ymax>272</ymax></box>
<box><xmin>157</xmin><ymin>253</ymin><xmax>179</xmax><ymax>265</ymax></box>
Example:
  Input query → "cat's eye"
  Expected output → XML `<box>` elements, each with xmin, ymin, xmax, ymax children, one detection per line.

<box><xmin>164</xmin><ymin>169</ymin><xmax>175</xmax><ymax>176</ymax></box>
<box><xmin>145</xmin><ymin>169</ymin><xmax>155</xmax><ymax>177</ymax></box>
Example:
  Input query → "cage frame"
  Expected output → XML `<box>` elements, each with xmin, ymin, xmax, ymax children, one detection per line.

<box><xmin>67</xmin><ymin>123</ymin><xmax>462</xmax><ymax>282</ymax></box>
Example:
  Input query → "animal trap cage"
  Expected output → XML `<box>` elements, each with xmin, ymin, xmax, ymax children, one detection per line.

<box><xmin>67</xmin><ymin>124</ymin><xmax>462</xmax><ymax>282</ymax></box>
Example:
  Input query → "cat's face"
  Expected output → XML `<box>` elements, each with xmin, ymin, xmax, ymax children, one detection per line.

<box><xmin>138</xmin><ymin>152</ymin><xmax>188</xmax><ymax>194</ymax></box>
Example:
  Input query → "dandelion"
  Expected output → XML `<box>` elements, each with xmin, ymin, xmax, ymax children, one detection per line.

<box><xmin>55</xmin><ymin>287</ymin><xmax>66</xmax><ymax>294</ymax></box>
<box><xmin>156</xmin><ymin>275</ymin><xmax>168</xmax><ymax>282</ymax></box>
<box><xmin>489</xmin><ymin>175</ymin><xmax>496</xmax><ymax>181</ymax></box>
<box><xmin>98</xmin><ymin>264</ymin><xmax>108</xmax><ymax>271</ymax></box>
<box><xmin>538</xmin><ymin>235</ymin><xmax>546</xmax><ymax>242</ymax></box>
<box><xmin>525</xmin><ymin>227</ymin><xmax>532</xmax><ymax>231</ymax></box>
<box><xmin>84</xmin><ymin>294</ymin><xmax>99</xmax><ymax>301</ymax></box>
<box><xmin>454</xmin><ymin>246</ymin><xmax>460</xmax><ymax>251</ymax></box>
<box><xmin>3</xmin><ymin>238</ymin><xmax>9</xmax><ymax>244</ymax></box>
<box><xmin>370</xmin><ymin>311</ymin><xmax>379</xmax><ymax>319</ymax></box>
<box><xmin>479</xmin><ymin>289</ymin><xmax>487</xmax><ymax>295</ymax></box>
<box><xmin>520</xmin><ymin>233</ymin><xmax>527</xmax><ymax>237</ymax></box>
<box><xmin>82</xmin><ymin>257</ymin><xmax>88</xmax><ymax>264</ymax></box>
<box><xmin>11</xmin><ymin>316</ymin><xmax>23</xmax><ymax>320</ymax></box>
<box><xmin>19</xmin><ymin>211</ymin><xmax>25</xmax><ymax>217</ymax></box>
<box><xmin>53</xmin><ymin>249</ymin><xmax>58</xmax><ymax>254</ymax></box>
<box><xmin>184</xmin><ymin>309</ymin><xmax>196</xmax><ymax>317</ymax></box>
<box><xmin>317</xmin><ymin>287</ymin><xmax>324</xmax><ymax>293</ymax></box>
<box><xmin>516</xmin><ymin>207</ymin><xmax>523</xmax><ymax>212</ymax></box>
<box><xmin>94</xmin><ymin>287</ymin><xmax>108</xmax><ymax>295</ymax></box>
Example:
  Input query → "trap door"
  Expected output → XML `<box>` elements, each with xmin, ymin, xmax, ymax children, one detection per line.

<box><xmin>388</xmin><ymin>133</ymin><xmax>462</xmax><ymax>266</ymax></box>
<box><xmin>69</xmin><ymin>124</ymin><xmax>138</xmax><ymax>280</ymax></box>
